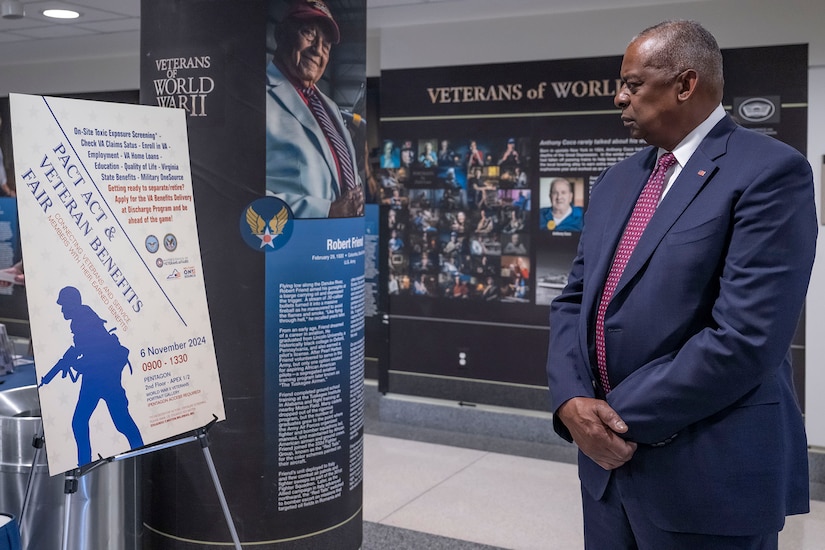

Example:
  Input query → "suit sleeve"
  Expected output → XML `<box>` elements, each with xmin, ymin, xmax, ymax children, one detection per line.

<box><xmin>546</xmin><ymin>173</ymin><xmax>607</xmax><ymax>441</ymax></box>
<box><xmin>606</xmin><ymin>144</ymin><xmax>817</xmax><ymax>445</ymax></box>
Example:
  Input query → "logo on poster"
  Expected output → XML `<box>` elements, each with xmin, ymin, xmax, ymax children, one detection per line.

<box><xmin>239</xmin><ymin>197</ymin><xmax>294</xmax><ymax>252</ymax></box>
<box><xmin>163</xmin><ymin>233</ymin><xmax>178</xmax><ymax>252</ymax></box>
<box><xmin>145</xmin><ymin>234</ymin><xmax>160</xmax><ymax>253</ymax></box>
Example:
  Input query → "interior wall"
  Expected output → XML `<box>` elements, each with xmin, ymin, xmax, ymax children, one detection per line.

<box><xmin>368</xmin><ymin>0</ymin><xmax>825</xmax><ymax>448</ymax></box>
<box><xmin>369</xmin><ymin>0</ymin><xmax>825</xmax><ymax>71</ymax></box>
<box><xmin>0</xmin><ymin>32</ymin><xmax>140</xmax><ymax>96</ymax></box>
<box><xmin>806</xmin><ymin>68</ymin><xmax>825</xmax><ymax>446</ymax></box>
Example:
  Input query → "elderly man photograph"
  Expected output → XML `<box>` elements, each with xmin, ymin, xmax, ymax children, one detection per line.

<box><xmin>266</xmin><ymin>0</ymin><xmax>364</xmax><ymax>218</ymax></box>
<box><xmin>546</xmin><ymin>20</ymin><xmax>816</xmax><ymax>549</ymax></box>
<box><xmin>539</xmin><ymin>177</ymin><xmax>583</xmax><ymax>232</ymax></box>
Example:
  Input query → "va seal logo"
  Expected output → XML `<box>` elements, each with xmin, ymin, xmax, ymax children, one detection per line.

<box><xmin>240</xmin><ymin>197</ymin><xmax>294</xmax><ymax>251</ymax></box>
<box><xmin>163</xmin><ymin>233</ymin><xmax>178</xmax><ymax>252</ymax></box>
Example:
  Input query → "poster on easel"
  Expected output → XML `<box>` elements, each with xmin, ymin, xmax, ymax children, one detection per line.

<box><xmin>9</xmin><ymin>93</ymin><xmax>226</xmax><ymax>475</ymax></box>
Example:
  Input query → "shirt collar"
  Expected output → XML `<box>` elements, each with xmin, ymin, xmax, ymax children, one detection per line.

<box><xmin>661</xmin><ymin>103</ymin><xmax>726</xmax><ymax>167</ymax></box>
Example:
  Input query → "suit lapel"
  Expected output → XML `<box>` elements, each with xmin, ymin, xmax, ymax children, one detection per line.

<box><xmin>266</xmin><ymin>63</ymin><xmax>340</xmax><ymax>191</ymax></box>
<box><xmin>612</xmin><ymin>117</ymin><xmax>733</xmax><ymax>298</ymax></box>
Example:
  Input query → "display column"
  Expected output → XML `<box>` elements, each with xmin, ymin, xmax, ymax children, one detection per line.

<box><xmin>140</xmin><ymin>1</ymin><xmax>367</xmax><ymax>548</ymax></box>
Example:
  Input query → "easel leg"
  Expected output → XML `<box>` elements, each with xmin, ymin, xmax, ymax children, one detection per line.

<box><xmin>61</xmin><ymin>469</ymin><xmax>79</xmax><ymax>550</ymax></box>
<box><xmin>18</xmin><ymin>427</ymin><xmax>44</xmax><ymax>544</ymax></box>
<box><xmin>198</xmin><ymin>431</ymin><xmax>242</xmax><ymax>550</ymax></box>
<box><xmin>52</xmin><ymin>416</ymin><xmax>242</xmax><ymax>549</ymax></box>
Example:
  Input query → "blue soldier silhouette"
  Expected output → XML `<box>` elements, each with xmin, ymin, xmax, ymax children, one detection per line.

<box><xmin>39</xmin><ymin>286</ymin><xmax>144</xmax><ymax>466</ymax></box>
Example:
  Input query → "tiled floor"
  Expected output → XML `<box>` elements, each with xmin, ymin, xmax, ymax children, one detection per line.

<box><xmin>363</xmin><ymin>433</ymin><xmax>825</xmax><ymax>549</ymax></box>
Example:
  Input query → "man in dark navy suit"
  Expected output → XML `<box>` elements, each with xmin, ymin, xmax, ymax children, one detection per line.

<box><xmin>547</xmin><ymin>20</ymin><xmax>816</xmax><ymax>549</ymax></box>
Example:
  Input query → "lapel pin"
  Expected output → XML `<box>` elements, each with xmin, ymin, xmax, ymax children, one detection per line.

<box><xmin>697</xmin><ymin>170</ymin><xmax>706</xmax><ymax>176</ymax></box>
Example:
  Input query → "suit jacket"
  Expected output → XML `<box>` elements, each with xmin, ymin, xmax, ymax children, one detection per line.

<box><xmin>265</xmin><ymin>62</ymin><xmax>359</xmax><ymax>218</ymax></box>
<box><xmin>547</xmin><ymin>115</ymin><xmax>816</xmax><ymax>536</ymax></box>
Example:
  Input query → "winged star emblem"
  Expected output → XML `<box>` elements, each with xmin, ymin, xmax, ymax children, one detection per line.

<box><xmin>245</xmin><ymin>205</ymin><xmax>289</xmax><ymax>248</ymax></box>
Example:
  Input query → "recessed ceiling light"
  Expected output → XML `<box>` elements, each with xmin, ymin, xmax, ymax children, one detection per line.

<box><xmin>43</xmin><ymin>9</ymin><xmax>81</xmax><ymax>19</ymax></box>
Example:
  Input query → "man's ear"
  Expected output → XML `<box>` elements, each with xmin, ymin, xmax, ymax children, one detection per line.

<box><xmin>676</xmin><ymin>69</ymin><xmax>699</xmax><ymax>101</ymax></box>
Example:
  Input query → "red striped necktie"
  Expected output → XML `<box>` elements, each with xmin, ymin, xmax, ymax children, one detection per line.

<box><xmin>303</xmin><ymin>86</ymin><xmax>357</xmax><ymax>192</ymax></box>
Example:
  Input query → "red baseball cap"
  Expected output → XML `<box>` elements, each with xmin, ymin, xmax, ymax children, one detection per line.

<box><xmin>285</xmin><ymin>0</ymin><xmax>341</xmax><ymax>44</ymax></box>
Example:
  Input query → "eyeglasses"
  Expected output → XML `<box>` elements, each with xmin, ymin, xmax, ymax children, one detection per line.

<box><xmin>298</xmin><ymin>25</ymin><xmax>332</xmax><ymax>53</ymax></box>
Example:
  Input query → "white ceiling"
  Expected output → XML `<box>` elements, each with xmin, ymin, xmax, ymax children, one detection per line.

<box><xmin>0</xmin><ymin>0</ymin><xmax>699</xmax><ymax>67</ymax></box>
<box><xmin>0</xmin><ymin>0</ymin><xmax>139</xmax><ymax>42</ymax></box>
<box><xmin>0</xmin><ymin>0</ymin><xmax>139</xmax><ymax>68</ymax></box>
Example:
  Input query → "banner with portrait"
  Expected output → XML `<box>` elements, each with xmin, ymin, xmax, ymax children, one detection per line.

<box><xmin>140</xmin><ymin>0</ymin><xmax>366</xmax><ymax>548</ymax></box>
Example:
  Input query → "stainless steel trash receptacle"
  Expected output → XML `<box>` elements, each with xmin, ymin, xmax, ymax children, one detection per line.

<box><xmin>0</xmin><ymin>385</ymin><xmax>139</xmax><ymax>549</ymax></box>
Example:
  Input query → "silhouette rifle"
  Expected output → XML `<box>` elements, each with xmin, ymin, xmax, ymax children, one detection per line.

<box><xmin>39</xmin><ymin>346</ymin><xmax>80</xmax><ymax>387</ymax></box>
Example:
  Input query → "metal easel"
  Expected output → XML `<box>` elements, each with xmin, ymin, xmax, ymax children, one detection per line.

<box><xmin>19</xmin><ymin>415</ymin><xmax>241</xmax><ymax>550</ymax></box>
